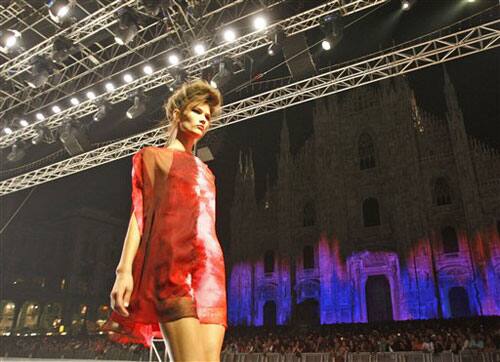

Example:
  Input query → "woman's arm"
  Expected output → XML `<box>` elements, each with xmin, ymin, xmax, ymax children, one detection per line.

<box><xmin>115</xmin><ymin>212</ymin><xmax>141</xmax><ymax>274</ymax></box>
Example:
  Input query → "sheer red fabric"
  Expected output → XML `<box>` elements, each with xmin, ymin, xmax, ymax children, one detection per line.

<box><xmin>102</xmin><ymin>146</ymin><xmax>227</xmax><ymax>347</ymax></box>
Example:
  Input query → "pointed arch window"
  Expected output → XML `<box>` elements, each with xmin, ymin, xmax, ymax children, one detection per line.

<box><xmin>363</xmin><ymin>198</ymin><xmax>380</xmax><ymax>227</ymax></box>
<box><xmin>303</xmin><ymin>245</ymin><xmax>314</xmax><ymax>269</ymax></box>
<box><xmin>303</xmin><ymin>201</ymin><xmax>316</xmax><ymax>227</ymax></box>
<box><xmin>264</xmin><ymin>250</ymin><xmax>275</xmax><ymax>273</ymax></box>
<box><xmin>434</xmin><ymin>177</ymin><xmax>452</xmax><ymax>205</ymax></box>
<box><xmin>359</xmin><ymin>133</ymin><xmax>376</xmax><ymax>170</ymax></box>
<box><xmin>441</xmin><ymin>226</ymin><xmax>459</xmax><ymax>254</ymax></box>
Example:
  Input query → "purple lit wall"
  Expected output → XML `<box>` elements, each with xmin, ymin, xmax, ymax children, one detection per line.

<box><xmin>228</xmin><ymin>227</ymin><xmax>500</xmax><ymax>326</ymax></box>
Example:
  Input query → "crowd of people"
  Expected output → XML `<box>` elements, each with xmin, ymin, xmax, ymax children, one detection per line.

<box><xmin>0</xmin><ymin>334</ymin><xmax>148</xmax><ymax>360</ymax></box>
<box><xmin>221</xmin><ymin>317</ymin><xmax>500</xmax><ymax>358</ymax></box>
<box><xmin>0</xmin><ymin>317</ymin><xmax>498</xmax><ymax>360</ymax></box>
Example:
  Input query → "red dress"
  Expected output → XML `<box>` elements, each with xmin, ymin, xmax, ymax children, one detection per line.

<box><xmin>102</xmin><ymin>146</ymin><xmax>227</xmax><ymax>347</ymax></box>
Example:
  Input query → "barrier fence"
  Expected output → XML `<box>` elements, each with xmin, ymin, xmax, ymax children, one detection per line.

<box><xmin>216</xmin><ymin>352</ymin><xmax>500</xmax><ymax>362</ymax></box>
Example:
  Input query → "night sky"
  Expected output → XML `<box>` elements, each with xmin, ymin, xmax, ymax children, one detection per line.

<box><xmin>1</xmin><ymin>0</ymin><xmax>498</xmax><ymax>257</ymax></box>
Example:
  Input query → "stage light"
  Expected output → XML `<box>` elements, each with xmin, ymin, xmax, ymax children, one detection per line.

<box><xmin>143</xmin><ymin>64</ymin><xmax>153</xmax><ymax>74</ymax></box>
<box><xmin>36</xmin><ymin>113</ymin><xmax>45</xmax><ymax>121</ymax></box>
<box><xmin>32</xmin><ymin>125</ymin><xmax>53</xmax><ymax>145</ymax></box>
<box><xmin>168</xmin><ymin>53</ymin><xmax>180</xmax><ymax>66</ymax></box>
<box><xmin>48</xmin><ymin>0</ymin><xmax>76</xmax><ymax>24</ymax></box>
<box><xmin>267</xmin><ymin>26</ymin><xmax>286</xmax><ymax>56</ymax></box>
<box><xmin>105</xmin><ymin>82</ymin><xmax>115</xmax><ymax>92</ymax></box>
<box><xmin>0</xmin><ymin>29</ymin><xmax>22</xmax><ymax>54</ymax></box>
<box><xmin>86</xmin><ymin>91</ymin><xmax>96</xmax><ymax>100</ymax></box>
<box><xmin>26</xmin><ymin>56</ymin><xmax>53</xmax><ymax>88</ymax></box>
<box><xmin>51</xmin><ymin>35</ymin><xmax>78</xmax><ymax>63</ymax></box>
<box><xmin>253</xmin><ymin>16</ymin><xmax>267</xmax><ymax>31</ymax></box>
<box><xmin>193</xmin><ymin>43</ymin><xmax>205</xmax><ymax>55</ymax></box>
<box><xmin>401</xmin><ymin>0</ymin><xmax>416</xmax><ymax>10</ymax></box>
<box><xmin>52</xmin><ymin>105</ymin><xmax>61</xmax><ymax>113</ymax></box>
<box><xmin>223</xmin><ymin>29</ymin><xmax>236</xmax><ymax>42</ymax></box>
<box><xmin>211</xmin><ymin>58</ymin><xmax>233</xmax><ymax>90</ymax></box>
<box><xmin>7</xmin><ymin>143</ymin><xmax>26</xmax><ymax>162</ymax></box>
<box><xmin>19</xmin><ymin>119</ymin><xmax>29</xmax><ymax>127</ymax></box>
<box><xmin>168</xmin><ymin>67</ymin><xmax>188</xmax><ymax>91</ymax></box>
<box><xmin>114</xmin><ymin>7</ymin><xmax>139</xmax><ymax>45</ymax></box>
<box><xmin>123</xmin><ymin>73</ymin><xmax>134</xmax><ymax>83</ymax></box>
<box><xmin>126</xmin><ymin>91</ymin><xmax>146</xmax><ymax>119</ymax></box>
<box><xmin>58</xmin><ymin>118</ymin><xmax>89</xmax><ymax>155</ymax></box>
<box><xmin>141</xmin><ymin>0</ymin><xmax>161</xmax><ymax>16</ymax></box>
<box><xmin>93</xmin><ymin>100</ymin><xmax>111</xmax><ymax>122</ymax></box>
<box><xmin>70</xmin><ymin>97</ymin><xmax>79</xmax><ymax>106</ymax></box>
<box><xmin>320</xmin><ymin>13</ymin><xmax>343</xmax><ymax>51</ymax></box>
<box><xmin>3</xmin><ymin>126</ymin><xmax>12</xmax><ymax>135</ymax></box>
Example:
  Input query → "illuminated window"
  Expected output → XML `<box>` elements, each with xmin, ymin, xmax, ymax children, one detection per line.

<box><xmin>359</xmin><ymin>133</ymin><xmax>376</xmax><ymax>170</ymax></box>
<box><xmin>60</xmin><ymin>278</ymin><xmax>66</xmax><ymax>290</ymax></box>
<box><xmin>363</xmin><ymin>198</ymin><xmax>380</xmax><ymax>227</ymax></box>
<box><xmin>264</xmin><ymin>250</ymin><xmax>275</xmax><ymax>273</ymax></box>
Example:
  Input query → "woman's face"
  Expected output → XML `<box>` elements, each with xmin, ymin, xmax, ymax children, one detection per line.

<box><xmin>176</xmin><ymin>101</ymin><xmax>211</xmax><ymax>141</ymax></box>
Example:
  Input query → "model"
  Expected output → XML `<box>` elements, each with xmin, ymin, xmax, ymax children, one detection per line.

<box><xmin>102</xmin><ymin>79</ymin><xmax>227</xmax><ymax>361</ymax></box>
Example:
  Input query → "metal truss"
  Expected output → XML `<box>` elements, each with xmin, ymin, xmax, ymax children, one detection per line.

<box><xmin>0</xmin><ymin>0</ymin><xmax>386</xmax><ymax>148</ymax></box>
<box><xmin>0</xmin><ymin>0</ymin><xmax>134</xmax><ymax>82</ymax></box>
<box><xmin>0</xmin><ymin>2</ymin><xmax>23</xmax><ymax>27</ymax></box>
<box><xmin>0</xmin><ymin>0</ymin><xmax>258</xmax><ymax>117</ymax></box>
<box><xmin>0</xmin><ymin>18</ymin><xmax>498</xmax><ymax>195</ymax></box>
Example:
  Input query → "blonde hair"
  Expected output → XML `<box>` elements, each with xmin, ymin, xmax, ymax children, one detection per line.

<box><xmin>160</xmin><ymin>79</ymin><xmax>222</xmax><ymax>146</ymax></box>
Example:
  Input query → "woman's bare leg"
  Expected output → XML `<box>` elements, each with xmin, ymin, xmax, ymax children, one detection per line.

<box><xmin>159</xmin><ymin>317</ymin><xmax>205</xmax><ymax>361</ymax></box>
<box><xmin>199</xmin><ymin>323</ymin><xmax>226</xmax><ymax>361</ymax></box>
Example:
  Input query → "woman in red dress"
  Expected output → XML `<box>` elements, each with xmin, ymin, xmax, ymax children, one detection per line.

<box><xmin>102</xmin><ymin>80</ymin><xmax>227</xmax><ymax>361</ymax></box>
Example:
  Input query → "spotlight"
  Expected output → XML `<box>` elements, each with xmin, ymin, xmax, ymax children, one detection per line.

<box><xmin>48</xmin><ymin>0</ymin><xmax>76</xmax><ymax>25</ymax></box>
<box><xmin>7</xmin><ymin>143</ymin><xmax>26</xmax><ymax>162</ymax></box>
<box><xmin>114</xmin><ymin>7</ymin><xmax>139</xmax><ymax>45</ymax></box>
<box><xmin>58</xmin><ymin>118</ymin><xmax>90</xmax><ymax>155</ymax></box>
<box><xmin>19</xmin><ymin>119</ymin><xmax>29</xmax><ymax>127</ymax></box>
<box><xmin>3</xmin><ymin>126</ymin><xmax>12</xmax><ymax>135</ymax></box>
<box><xmin>26</xmin><ymin>56</ymin><xmax>53</xmax><ymax>88</ymax></box>
<box><xmin>51</xmin><ymin>35</ymin><xmax>79</xmax><ymax>63</ymax></box>
<box><xmin>105</xmin><ymin>82</ymin><xmax>115</xmax><ymax>92</ymax></box>
<box><xmin>253</xmin><ymin>16</ymin><xmax>267</xmax><ymax>31</ymax></box>
<box><xmin>193</xmin><ymin>43</ymin><xmax>205</xmax><ymax>55</ymax></box>
<box><xmin>126</xmin><ymin>91</ymin><xmax>146</xmax><ymax>119</ymax></box>
<box><xmin>267</xmin><ymin>26</ymin><xmax>286</xmax><ymax>56</ymax></box>
<box><xmin>0</xmin><ymin>29</ymin><xmax>22</xmax><ymax>54</ymax></box>
<box><xmin>70</xmin><ymin>97</ymin><xmax>80</xmax><ymax>106</ymax></box>
<box><xmin>32</xmin><ymin>125</ymin><xmax>55</xmax><ymax>145</ymax></box>
<box><xmin>36</xmin><ymin>113</ymin><xmax>45</xmax><ymax>121</ymax></box>
<box><xmin>223</xmin><ymin>29</ymin><xmax>236</xmax><ymax>42</ymax></box>
<box><xmin>123</xmin><ymin>73</ymin><xmax>134</xmax><ymax>83</ymax></box>
<box><xmin>210</xmin><ymin>58</ymin><xmax>233</xmax><ymax>90</ymax></box>
<box><xmin>168</xmin><ymin>67</ymin><xmax>188</xmax><ymax>91</ymax></box>
<box><xmin>143</xmin><ymin>64</ymin><xmax>154</xmax><ymax>74</ymax></box>
<box><xmin>401</xmin><ymin>0</ymin><xmax>416</xmax><ymax>10</ymax></box>
<box><xmin>93</xmin><ymin>100</ymin><xmax>111</xmax><ymax>122</ymax></box>
<box><xmin>141</xmin><ymin>0</ymin><xmax>161</xmax><ymax>16</ymax></box>
<box><xmin>168</xmin><ymin>53</ymin><xmax>180</xmax><ymax>66</ymax></box>
<box><xmin>52</xmin><ymin>105</ymin><xmax>61</xmax><ymax>113</ymax></box>
<box><xmin>320</xmin><ymin>13</ymin><xmax>343</xmax><ymax>51</ymax></box>
<box><xmin>86</xmin><ymin>91</ymin><xmax>96</xmax><ymax>100</ymax></box>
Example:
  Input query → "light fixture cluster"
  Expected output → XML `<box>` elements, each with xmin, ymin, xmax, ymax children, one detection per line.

<box><xmin>2</xmin><ymin>11</ymin><xmax>276</xmax><ymax>139</ymax></box>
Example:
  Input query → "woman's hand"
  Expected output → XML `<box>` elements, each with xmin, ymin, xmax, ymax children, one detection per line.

<box><xmin>110</xmin><ymin>271</ymin><xmax>133</xmax><ymax>317</ymax></box>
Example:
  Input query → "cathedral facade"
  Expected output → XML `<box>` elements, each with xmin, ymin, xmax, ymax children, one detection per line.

<box><xmin>228</xmin><ymin>72</ymin><xmax>500</xmax><ymax>326</ymax></box>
